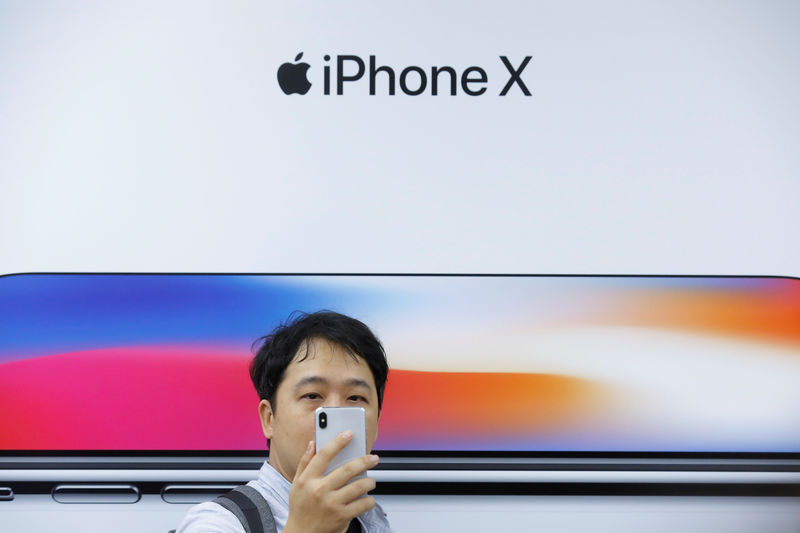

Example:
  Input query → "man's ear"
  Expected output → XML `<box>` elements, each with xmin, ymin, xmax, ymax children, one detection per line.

<box><xmin>258</xmin><ymin>399</ymin><xmax>274</xmax><ymax>439</ymax></box>
<box><xmin>368</xmin><ymin>410</ymin><xmax>379</xmax><ymax>451</ymax></box>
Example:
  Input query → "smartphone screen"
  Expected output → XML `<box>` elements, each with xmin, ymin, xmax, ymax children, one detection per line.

<box><xmin>2</xmin><ymin>273</ymin><xmax>799</xmax><ymax>455</ymax></box>
<box><xmin>314</xmin><ymin>407</ymin><xmax>368</xmax><ymax>479</ymax></box>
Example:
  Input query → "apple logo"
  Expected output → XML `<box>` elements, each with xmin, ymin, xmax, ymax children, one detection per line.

<box><xmin>277</xmin><ymin>52</ymin><xmax>311</xmax><ymax>95</ymax></box>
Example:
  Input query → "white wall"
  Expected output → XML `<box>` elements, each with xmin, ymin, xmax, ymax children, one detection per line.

<box><xmin>1</xmin><ymin>2</ymin><xmax>798</xmax><ymax>532</ymax></box>
<box><xmin>3</xmin><ymin>495</ymin><xmax>800</xmax><ymax>533</ymax></box>
<box><xmin>1</xmin><ymin>0</ymin><xmax>798</xmax><ymax>276</ymax></box>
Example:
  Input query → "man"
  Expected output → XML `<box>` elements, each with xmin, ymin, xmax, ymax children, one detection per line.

<box><xmin>177</xmin><ymin>311</ymin><xmax>393</xmax><ymax>533</ymax></box>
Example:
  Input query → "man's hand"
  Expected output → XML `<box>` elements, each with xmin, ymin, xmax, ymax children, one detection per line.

<box><xmin>283</xmin><ymin>431</ymin><xmax>379</xmax><ymax>533</ymax></box>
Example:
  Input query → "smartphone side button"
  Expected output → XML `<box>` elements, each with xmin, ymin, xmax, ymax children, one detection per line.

<box><xmin>52</xmin><ymin>484</ymin><xmax>140</xmax><ymax>504</ymax></box>
<box><xmin>161</xmin><ymin>484</ymin><xmax>238</xmax><ymax>504</ymax></box>
<box><xmin>0</xmin><ymin>487</ymin><xmax>13</xmax><ymax>501</ymax></box>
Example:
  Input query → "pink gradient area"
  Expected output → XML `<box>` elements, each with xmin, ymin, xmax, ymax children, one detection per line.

<box><xmin>0</xmin><ymin>346</ymin><xmax>266</xmax><ymax>450</ymax></box>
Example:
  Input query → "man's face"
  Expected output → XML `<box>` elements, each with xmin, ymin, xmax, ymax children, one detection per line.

<box><xmin>259</xmin><ymin>338</ymin><xmax>380</xmax><ymax>482</ymax></box>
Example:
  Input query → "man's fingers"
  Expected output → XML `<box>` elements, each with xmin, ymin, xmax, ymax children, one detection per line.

<box><xmin>343</xmin><ymin>495</ymin><xmax>377</xmax><ymax>518</ymax></box>
<box><xmin>332</xmin><ymin>475</ymin><xmax>376</xmax><ymax>505</ymax></box>
<box><xmin>303</xmin><ymin>430</ymin><xmax>354</xmax><ymax>479</ymax></box>
<box><xmin>324</xmin><ymin>453</ymin><xmax>379</xmax><ymax>490</ymax></box>
<box><xmin>293</xmin><ymin>440</ymin><xmax>315</xmax><ymax>481</ymax></box>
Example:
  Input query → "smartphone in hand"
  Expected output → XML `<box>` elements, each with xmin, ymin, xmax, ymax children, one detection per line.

<box><xmin>314</xmin><ymin>406</ymin><xmax>368</xmax><ymax>480</ymax></box>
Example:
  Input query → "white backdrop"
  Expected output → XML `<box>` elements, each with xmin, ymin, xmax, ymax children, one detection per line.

<box><xmin>2</xmin><ymin>3</ymin><xmax>800</xmax><ymax>531</ymax></box>
<box><xmin>1</xmin><ymin>0</ymin><xmax>799</xmax><ymax>276</ymax></box>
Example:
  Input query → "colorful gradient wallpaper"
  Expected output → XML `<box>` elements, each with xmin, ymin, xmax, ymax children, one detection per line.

<box><xmin>1</xmin><ymin>274</ymin><xmax>799</xmax><ymax>453</ymax></box>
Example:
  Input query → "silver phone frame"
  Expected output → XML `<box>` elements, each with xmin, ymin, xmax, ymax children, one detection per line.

<box><xmin>314</xmin><ymin>406</ymin><xmax>368</xmax><ymax>479</ymax></box>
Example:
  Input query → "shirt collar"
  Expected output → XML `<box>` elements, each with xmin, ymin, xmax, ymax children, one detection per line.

<box><xmin>256</xmin><ymin>460</ymin><xmax>292</xmax><ymax>506</ymax></box>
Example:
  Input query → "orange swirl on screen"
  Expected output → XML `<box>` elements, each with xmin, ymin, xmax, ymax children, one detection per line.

<box><xmin>378</xmin><ymin>369</ymin><xmax>611</xmax><ymax>443</ymax></box>
<box><xmin>588</xmin><ymin>279</ymin><xmax>800</xmax><ymax>345</ymax></box>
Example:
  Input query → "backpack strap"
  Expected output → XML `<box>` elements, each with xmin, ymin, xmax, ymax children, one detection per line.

<box><xmin>213</xmin><ymin>485</ymin><xmax>278</xmax><ymax>533</ymax></box>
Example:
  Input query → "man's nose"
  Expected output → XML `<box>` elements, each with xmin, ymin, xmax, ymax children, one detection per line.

<box><xmin>324</xmin><ymin>395</ymin><xmax>346</xmax><ymax>407</ymax></box>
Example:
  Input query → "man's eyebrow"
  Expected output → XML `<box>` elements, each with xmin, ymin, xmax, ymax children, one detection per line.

<box><xmin>345</xmin><ymin>378</ymin><xmax>373</xmax><ymax>391</ymax></box>
<box><xmin>293</xmin><ymin>376</ymin><xmax>373</xmax><ymax>391</ymax></box>
<box><xmin>294</xmin><ymin>376</ymin><xmax>328</xmax><ymax>391</ymax></box>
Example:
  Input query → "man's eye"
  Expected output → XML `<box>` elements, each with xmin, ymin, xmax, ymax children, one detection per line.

<box><xmin>348</xmin><ymin>395</ymin><xmax>367</xmax><ymax>403</ymax></box>
<box><xmin>303</xmin><ymin>393</ymin><xmax>322</xmax><ymax>400</ymax></box>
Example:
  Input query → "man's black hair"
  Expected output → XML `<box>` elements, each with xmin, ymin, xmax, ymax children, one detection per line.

<box><xmin>250</xmin><ymin>310</ymin><xmax>389</xmax><ymax>412</ymax></box>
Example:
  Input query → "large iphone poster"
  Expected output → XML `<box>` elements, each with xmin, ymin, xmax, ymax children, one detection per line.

<box><xmin>1</xmin><ymin>1</ymin><xmax>799</xmax><ymax>276</ymax></box>
<box><xmin>2</xmin><ymin>274</ymin><xmax>798</xmax><ymax>454</ymax></box>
